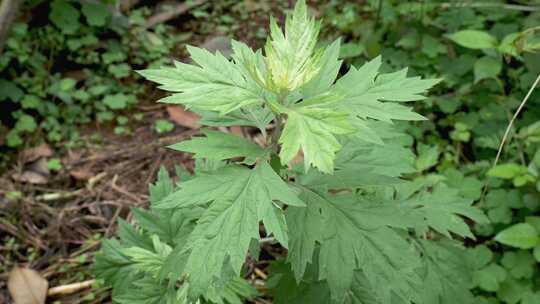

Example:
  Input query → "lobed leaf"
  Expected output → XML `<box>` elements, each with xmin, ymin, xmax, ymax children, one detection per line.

<box><xmin>275</xmin><ymin>93</ymin><xmax>355</xmax><ymax>173</ymax></box>
<box><xmin>169</xmin><ymin>129</ymin><xmax>268</xmax><ymax>164</ymax></box>
<box><xmin>138</xmin><ymin>46</ymin><xmax>265</xmax><ymax>115</ymax></box>
<box><xmin>157</xmin><ymin>161</ymin><xmax>303</xmax><ymax>297</ymax></box>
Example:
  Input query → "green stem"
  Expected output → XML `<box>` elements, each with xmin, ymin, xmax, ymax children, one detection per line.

<box><xmin>271</xmin><ymin>114</ymin><xmax>283</xmax><ymax>153</ymax></box>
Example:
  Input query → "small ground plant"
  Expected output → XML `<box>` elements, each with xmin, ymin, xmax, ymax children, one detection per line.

<box><xmin>94</xmin><ymin>1</ymin><xmax>488</xmax><ymax>303</ymax></box>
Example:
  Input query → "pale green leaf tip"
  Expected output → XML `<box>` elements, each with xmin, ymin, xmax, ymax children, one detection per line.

<box><xmin>135</xmin><ymin>69</ymin><xmax>148</xmax><ymax>77</ymax></box>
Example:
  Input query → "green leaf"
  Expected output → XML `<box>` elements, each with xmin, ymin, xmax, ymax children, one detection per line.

<box><xmin>422</xmin><ymin>35</ymin><xmax>447</xmax><ymax>58</ymax></box>
<box><xmin>195</xmin><ymin>107</ymin><xmax>274</xmax><ymax>133</ymax></box>
<box><xmin>487</xmin><ymin>163</ymin><xmax>526</xmax><ymax>179</ymax></box>
<box><xmin>469</xmin><ymin>245</ymin><xmax>493</xmax><ymax>269</ymax></box>
<box><xmin>495</xmin><ymin>223</ymin><xmax>540</xmax><ymax>249</ymax></box>
<box><xmin>47</xmin><ymin>158</ymin><xmax>62</xmax><ymax>171</ymax></box>
<box><xmin>474</xmin><ymin>56</ymin><xmax>502</xmax><ymax>83</ymax></box>
<box><xmin>131</xmin><ymin>207</ymin><xmax>199</xmax><ymax>247</ymax></box>
<box><xmin>500</xmin><ymin>251</ymin><xmax>536</xmax><ymax>279</ymax></box>
<box><xmin>405</xmin><ymin>185</ymin><xmax>489</xmax><ymax>238</ymax></box>
<box><xmin>337</xmin><ymin>58</ymin><xmax>440</xmax><ymax>104</ymax></box>
<box><xmin>49</xmin><ymin>0</ymin><xmax>80</xmax><ymax>34</ymax></box>
<box><xmin>117</xmin><ymin>219</ymin><xmax>153</xmax><ymax>250</ymax></box>
<box><xmin>15</xmin><ymin>115</ymin><xmax>37</xmax><ymax>132</ymax></box>
<box><xmin>473</xmin><ymin>263</ymin><xmax>507</xmax><ymax>292</ymax></box>
<box><xmin>497</xmin><ymin>278</ymin><xmax>532</xmax><ymax>304</ymax></box>
<box><xmin>286</xmin><ymin>189</ymin><xmax>422</xmax><ymax>302</ymax></box>
<box><xmin>301</xmin><ymin>39</ymin><xmax>342</xmax><ymax>98</ymax></box>
<box><xmin>148</xmin><ymin>167</ymin><xmax>173</xmax><ymax>201</ymax></box>
<box><xmin>263</xmin><ymin>0</ymin><xmax>322</xmax><ymax>91</ymax></box>
<box><xmin>138</xmin><ymin>46</ymin><xmax>265</xmax><ymax>115</ymax></box>
<box><xmin>339</xmin><ymin>42</ymin><xmax>365</xmax><ymax>59</ymax></box>
<box><xmin>534</xmin><ymin>244</ymin><xmax>540</xmax><ymax>262</ymax></box>
<box><xmin>0</xmin><ymin>79</ymin><xmax>23</xmax><ymax>101</ymax></box>
<box><xmin>498</xmin><ymin>32</ymin><xmax>521</xmax><ymax>57</ymax></box>
<box><xmin>444</xmin><ymin>169</ymin><xmax>483</xmax><ymax>200</ymax></box>
<box><xmin>157</xmin><ymin>161</ymin><xmax>304</xmax><ymax>209</ymax></box>
<box><xmin>513</xmin><ymin>174</ymin><xmax>535</xmax><ymax>187</ymax></box>
<box><xmin>158</xmin><ymin>162</ymin><xmax>303</xmax><ymax>297</ymax></box>
<box><xmin>415</xmin><ymin>144</ymin><xmax>440</xmax><ymax>171</ymax></box>
<box><xmin>446</xmin><ymin>30</ymin><xmax>498</xmax><ymax>49</ymax></box>
<box><xmin>417</xmin><ymin>240</ymin><xmax>475</xmax><ymax>304</ymax></box>
<box><xmin>103</xmin><ymin>93</ymin><xmax>129</xmax><ymax>110</ymax></box>
<box><xmin>92</xmin><ymin>239</ymin><xmax>136</xmax><ymax>288</ymax></box>
<box><xmin>525</xmin><ymin>216</ymin><xmax>540</xmax><ymax>233</ymax></box>
<box><xmin>276</xmin><ymin>93</ymin><xmax>355</xmax><ymax>173</ymax></box>
<box><xmin>154</xmin><ymin>119</ymin><xmax>174</xmax><ymax>134</ymax></box>
<box><xmin>523</xmin><ymin>292</ymin><xmax>540</xmax><ymax>304</ymax></box>
<box><xmin>138</xmin><ymin>169</ymin><xmax>201</xmax><ymax>246</ymax></box>
<box><xmin>81</xmin><ymin>1</ymin><xmax>110</xmax><ymax>27</ymax></box>
<box><xmin>267</xmin><ymin>261</ymin><xmax>332</xmax><ymax>304</ymax></box>
<box><xmin>298</xmin><ymin>134</ymin><xmax>415</xmax><ymax>189</ymax></box>
<box><xmin>95</xmin><ymin>168</ymin><xmax>255</xmax><ymax>304</ymax></box>
<box><xmin>109</xmin><ymin>64</ymin><xmax>131</xmax><ymax>78</ymax></box>
<box><xmin>59</xmin><ymin>78</ymin><xmax>76</xmax><ymax>91</ymax></box>
<box><xmin>169</xmin><ymin>129</ymin><xmax>267</xmax><ymax>164</ymax></box>
<box><xmin>114</xmin><ymin>277</ymin><xmax>182</xmax><ymax>304</ymax></box>
<box><xmin>331</xmin><ymin>57</ymin><xmax>436</xmax><ymax>145</ymax></box>
<box><xmin>121</xmin><ymin>235</ymin><xmax>172</xmax><ymax>276</ymax></box>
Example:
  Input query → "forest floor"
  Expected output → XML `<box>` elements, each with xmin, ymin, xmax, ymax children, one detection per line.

<box><xmin>1</xmin><ymin>104</ymin><xmax>203</xmax><ymax>302</ymax></box>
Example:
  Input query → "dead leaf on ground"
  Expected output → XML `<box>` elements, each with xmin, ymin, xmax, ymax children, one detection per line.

<box><xmin>66</xmin><ymin>149</ymin><xmax>83</xmax><ymax>163</ymax></box>
<box><xmin>12</xmin><ymin>157</ymin><xmax>51</xmax><ymax>184</ymax></box>
<box><xmin>11</xmin><ymin>171</ymin><xmax>48</xmax><ymax>184</ymax></box>
<box><xmin>69</xmin><ymin>167</ymin><xmax>94</xmax><ymax>181</ymax></box>
<box><xmin>20</xmin><ymin>144</ymin><xmax>53</xmax><ymax>164</ymax></box>
<box><xmin>166</xmin><ymin>105</ymin><xmax>201</xmax><ymax>129</ymax></box>
<box><xmin>8</xmin><ymin>267</ymin><xmax>48</xmax><ymax>304</ymax></box>
<box><xmin>200</xmin><ymin>36</ymin><xmax>233</xmax><ymax>58</ymax></box>
<box><xmin>28</xmin><ymin>158</ymin><xmax>50</xmax><ymax>176</ymax></box>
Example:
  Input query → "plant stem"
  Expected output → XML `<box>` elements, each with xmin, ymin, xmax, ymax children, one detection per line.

<box><xmin>493</xmin><ymin>73</ymin><xmax>540</xmax><ymax>167</ymax></box>
<box><xmin>269</xmin><ymin>91</ymin><xmax>289</xmax><ymax>152</ymax></box>
<box><xmin>271</xmin><ymin>114</ymin><xmax>283</xmax><ymax>152</ymax></box>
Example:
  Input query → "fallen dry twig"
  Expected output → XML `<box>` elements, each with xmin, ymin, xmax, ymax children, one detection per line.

<box><xmin>47</xmin><ymin>279</ymin><xmax>95</xmax><ymax>297</ymax></box>
<box><xmin>493</xmin><ymin>73</ymin><xmax>540</xmax><ymax>167</ymax></box>
<box><xmin>145</xmin><ymin>0</ymin><xmax>206</xmax><ymax>28</ymax></box>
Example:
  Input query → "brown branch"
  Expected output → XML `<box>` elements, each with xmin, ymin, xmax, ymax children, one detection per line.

<box><xmin>0</xmin><ymin>0</ymin><xmax>22</xmax><ymax>54</ymax></box>
<box><xmin>144</xmin><ymin>0</ymin><xmax>206</xmax><ymax>29</ymax></box>
<box><xmin>119</xmin><ymin>0</ymin><xmax>140</xmax><ymax>12</ymax></box>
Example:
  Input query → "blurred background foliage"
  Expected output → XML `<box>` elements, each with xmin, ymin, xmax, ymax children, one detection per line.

<box><xmin>1</xmin><ymin>0</ymin><xmax>540</xmax><ymax>303</ymax></box>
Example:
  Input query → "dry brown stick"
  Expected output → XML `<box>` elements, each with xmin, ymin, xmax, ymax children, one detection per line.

<box><xmin>110</xmin><ymin>174</ymin><xmax>143</xmax><ymax>203</ymax></box>
<box><xmin>479</xmin><ymin>73</ymin><xmax>540</xmax><ymax>203</ymax></box>
<box><xmin>119</xmin><ymin>0</ymin><xmax>140</xmax><ymax>12</ymax></box>
<box><xmin>144</xmin><ymin>154</ymin><xmax>163</xmax><ymax>186</ymax></box>
<box><xmin>144</xmin><ymin>0</ymin><xmax>206</xmax><ymax>29</ymax></box>
<box><xmin>0</xmin><ymin>217</ymin><xmax>47</xmax><ymax>250</ymax></box>
<box><xmin>0</xmin><ymin>0</ymin><xmax>22</xmax><ymax>54</ymax></box>
<box><xmin>105</xmin><ymin>204</ymin><xmax>123</xmax><ymax>237</ymax></box>
<box><xmin>35</xmin><ymin>189</ymin><xmax>83</xmax><ymax>202</ymax></box>
<box><xmin>47</xmin><ymin>279</ymin><xmax>95</xmax><ymax>297</ymax></box>
<box><xmin>493</xmin><ymin>73</ymin><xmax>540</xmax><ymax>167</ymax></box>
